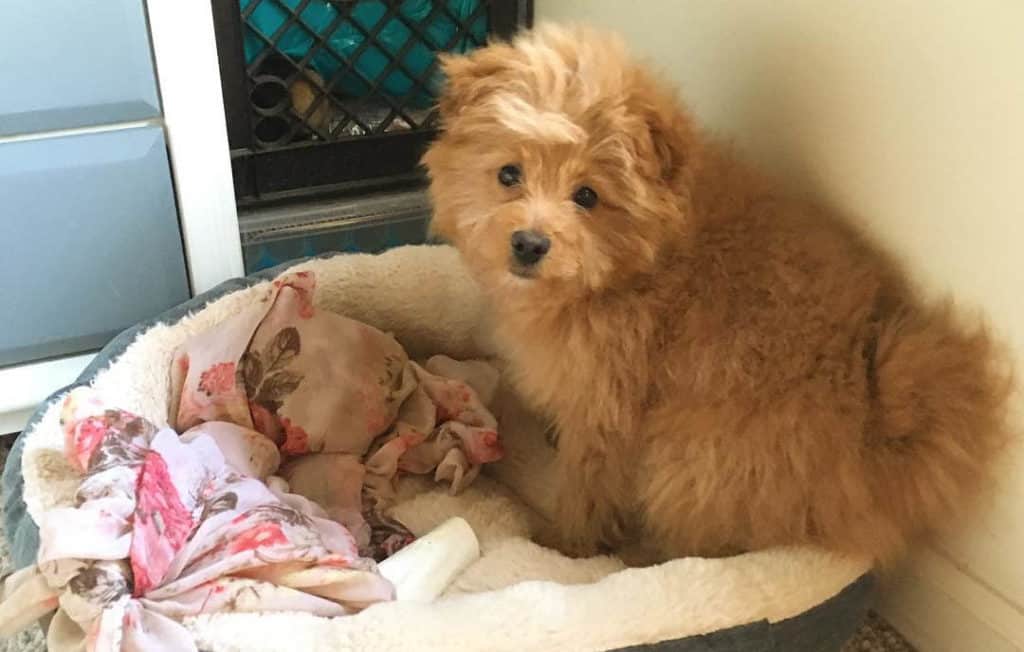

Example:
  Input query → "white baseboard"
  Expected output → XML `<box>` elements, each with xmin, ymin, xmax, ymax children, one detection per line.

<box><xmin>878</xmin><ymin>548</ymin><xmax>1024</xmax><ymax>652</ymax></box>
<box><xmin>0</xmin><ymin>353</ymin><xmax>94</xmax><ymax>434</ymax></box>
<box><xmin>0</xmin><ymin>408</ymin><xmax>34</xmax><ymax>438</ymax></box>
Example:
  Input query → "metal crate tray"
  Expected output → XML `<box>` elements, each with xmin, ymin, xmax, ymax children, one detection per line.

<box><xmin>238</xmin><ymin>190</ymin><xmax>433</xmax><ymax>272</ymax></box>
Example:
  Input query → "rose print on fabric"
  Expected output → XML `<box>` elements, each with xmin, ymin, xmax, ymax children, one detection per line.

<box><xmin>280</xmin><ymin>417</ymin><xmax>310</xmax><ymax>456</ymax></box>
<box><xmin>0</xmin><ymin>270</ymin><xmax>507</xmax><ymax>651</ymax></box>
<box><xmin>363</xmin><ymin>498</ymin><xmax>416</xmax><ymax>562</ymax></box>
<box><xmin>67</xmin><ymin>562</ymin><xmax>131</xmax><ymax>606</ymax></box>
<box><xmin>228</xmin><ymin>522</ymin><xmax>289</xmax><ymax>555</ymax></box>
<box><xmin>62</xmin><ymin>394</ymin><xmax>155</xmax><ymax>475</ymax></box>
<box><xmin>9</xmin><ymin>387</ymin><xmax>397</xmax><ymax>652</ymax></box>
<box><xmin>238</xmin><ymin>327</ymin><xmax>304</xmax><ymax>428</ymax></box>
<box><xmin>131</xmin><ymin>451</ymin><xmax>195</xmax><ymax>596</ymax></box>
<box><xmin>87</xmin><ymin>418</ymin><xmax>152</xmax><ymax>475</ymax></box>
<box><xmin>198</xmin><ymin>362</ymin><xmax>237</xmax><ymax>396</ymax></box>
<box><xmin>272</xmin><ymin>271</ymin><xmax>315</xmax><ymax>319</ymax></box>
<box><xmin>66</xmin><ymin>416</ymin><xmax>108</xmax><ymax>472</ymax></box>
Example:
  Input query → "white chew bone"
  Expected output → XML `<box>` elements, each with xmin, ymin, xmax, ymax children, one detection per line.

<box><xmin>377</xmin><ymin>517</ymin><xmax>480</xmax><ymax>603</ymax></box>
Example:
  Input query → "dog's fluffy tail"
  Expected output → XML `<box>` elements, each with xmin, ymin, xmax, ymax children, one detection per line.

<box><xmin>860</xmin><ymin>301</ymin><xmax>1016</xmax><ymax>562</ymax></box>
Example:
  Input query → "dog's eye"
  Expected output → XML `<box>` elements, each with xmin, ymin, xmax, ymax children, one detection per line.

<box><xmin>572</xmin><ymin>186</ymin><xmax>599</xmax><ymax>210</ymax></box>
<box><xmin>498</xmin><ymin>164</ymin><xmax>522</xmax><ymax>187</ymax></box>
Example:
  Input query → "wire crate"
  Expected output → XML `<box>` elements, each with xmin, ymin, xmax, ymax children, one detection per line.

<box><xmin>213</xmin><ymin>0</ymin><xmax>532</xmax><ymax>207</ymax></box>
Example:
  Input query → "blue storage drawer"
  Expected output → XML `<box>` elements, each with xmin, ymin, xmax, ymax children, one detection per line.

<box><xmin>0</xmin><ymin>0</ymin><xmax>161</xmax><ymax>137</ymax></box>
<box><xmin>0</xmin><ymin>126</ymin><xmax>190</xmax><ymax>367</ymax></box>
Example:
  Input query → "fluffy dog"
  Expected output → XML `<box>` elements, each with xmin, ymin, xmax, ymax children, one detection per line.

<box><xmin>422</xmin><ymin>24</ymin><xmax>1014</xmax><ymax>563</ymax></box>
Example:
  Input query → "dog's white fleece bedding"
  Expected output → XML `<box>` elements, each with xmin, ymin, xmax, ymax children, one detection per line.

<box><xmin>19</xmin><ymin>245</ymin><xmax>870</xmax><ymax>652</ymax></box>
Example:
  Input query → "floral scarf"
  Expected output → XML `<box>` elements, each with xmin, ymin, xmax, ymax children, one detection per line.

<box><xmin>0</xmin><ymin>271</ymin><xmax>504</xmax><ymax>651</ymax></box>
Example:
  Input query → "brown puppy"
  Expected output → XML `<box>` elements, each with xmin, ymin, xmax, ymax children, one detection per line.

<box><xmin>422</xmin><ymin>24</ymin><xmax>1014</xmax><ymax>563</ymax></box>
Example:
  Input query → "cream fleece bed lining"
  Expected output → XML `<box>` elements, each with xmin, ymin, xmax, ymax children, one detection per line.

<box><xmin>18</xmin><ymin>245</ymin><xmax>871</xmax><ymax>652</ymax></box>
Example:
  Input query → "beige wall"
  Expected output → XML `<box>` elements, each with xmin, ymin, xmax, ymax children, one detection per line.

<box><xmin>535</xmin><ymin>1</ymin><xmax>1024</xmax><ymax>649</ymax></box>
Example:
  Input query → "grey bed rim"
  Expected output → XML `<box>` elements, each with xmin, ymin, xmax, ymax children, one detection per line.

<box><xmin>1</xmin><ymin>247</ymin><xmax>873</xmax><ymax>652</ymax></box>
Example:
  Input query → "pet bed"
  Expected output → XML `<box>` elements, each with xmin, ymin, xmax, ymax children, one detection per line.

<box><xmin>2</xmin><ymin>245</ymin><xmax>873</xmax><ymax>651</ymax></box>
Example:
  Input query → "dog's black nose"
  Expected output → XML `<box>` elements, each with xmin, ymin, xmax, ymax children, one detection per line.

<box><xmin>510</xmin><ymin>230</ymin><xmax>551</xmax><ymax>266</ymax></box>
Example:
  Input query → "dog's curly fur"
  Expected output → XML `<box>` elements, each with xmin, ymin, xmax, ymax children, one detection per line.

<box><xmin>422</xmin><ymin>24</ymin><xmax>1015</xmax><ymax>563</ymax></box>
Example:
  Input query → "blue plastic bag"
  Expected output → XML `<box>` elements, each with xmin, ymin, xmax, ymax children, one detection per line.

<box><xmin>242</xmin><ymin>0</ymin><xmax>486</xmax><ymax>107</ymax></box>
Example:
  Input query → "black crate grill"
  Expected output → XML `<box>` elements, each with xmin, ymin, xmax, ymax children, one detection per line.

<box><xmin>214</xmin><ymin>0</ymin><xmax>531</xmax><ymax>206</ymax></box>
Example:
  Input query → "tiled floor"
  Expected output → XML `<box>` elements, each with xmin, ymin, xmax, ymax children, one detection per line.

<box><xmin>0</xmin><ymin>436</ymin><xmax>916</xmax><ymax>651</ymax></box>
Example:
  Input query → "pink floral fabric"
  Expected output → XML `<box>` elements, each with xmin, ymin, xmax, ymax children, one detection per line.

<box><xmin>170</xmin><ymin>271</ymin><xmax>504</xmax><ymax>558</ymax></box>
<box><xmin>23</xmin><ymin>389</ymin><xmax>391</xmax><ymax>652</ymax></box>
<box><xmin>0</xmin><ymin>270</ymin><xmax>504</xmax><ymax>651</ymax></box>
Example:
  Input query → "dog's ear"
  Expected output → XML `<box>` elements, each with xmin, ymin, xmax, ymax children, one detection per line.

<box><xmin>642</xmin><ymin>105</ymin><xmax>696</xmax><ymax>187</ymax></box>
<box><xmin>436</xmin><ymin>50</ymin><xmax>509</xmax><ymax>122</ymax></box>
<box><xmin>647</xmin><ymin>109</ymin><xmax>691</xmax><ymax>184</ymax></box>
<box><xmin>436</xmin><ymin>53</ymin><xmax>472</xmax><ymax>120</ymax></box>
<box><xmin>631</xmin><ymin>73</ymin><xmax>697</xmax><ymax>187</ymax></box>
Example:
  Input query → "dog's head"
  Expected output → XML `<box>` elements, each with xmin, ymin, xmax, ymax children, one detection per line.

<box><xmin>423</xmin><ymin>24</ymin><xmax>700</xmax><ymax>298</ymax></box>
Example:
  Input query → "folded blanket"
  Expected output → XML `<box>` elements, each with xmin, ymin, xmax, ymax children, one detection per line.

<box><xmin>0</xmin><ymin>271</ymin><xmax>504</xmax><ymax>651</ymax></box>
